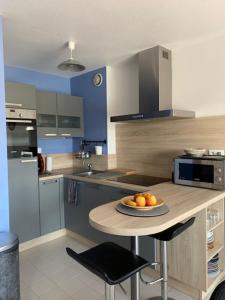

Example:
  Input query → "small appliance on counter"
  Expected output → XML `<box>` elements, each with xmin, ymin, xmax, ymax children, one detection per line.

<box><xmin>173</xmin><ymin>155</ymin><xmax>225</xmax><ymax>190</ymax></box>
<box><xmin>37</xmin><ymin>148</ymin><xmax>45</xmax><ymax>175</ymax></box>
<box><xmin>45</xmin><ymin>156</ymin><xmax>53</xmax><ymax>173</ymax></box>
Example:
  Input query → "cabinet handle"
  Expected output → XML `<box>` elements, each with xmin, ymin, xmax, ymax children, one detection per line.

<box><xmin>44</xmin><ymin>133</ymin><xmax>57</xmax><ymax>137</ymax></box>
<box><xmin>6</xmin><ymin>119</ymin><xmax>32</xmax><ymax>123</ymax></box>
<box><xmin>42</xmin><ymin>179</ymin><xmax>58</xmax><ymax>184</ymax></box>
<box><xmin>6</xmin><ymin>102</ymin><xmax>22</xmax><ymax>107</ymax></box>
<box><xmin>61</xmin><ymin>133</ymin><xmax>71</xmax><ymax>137</ymax></box>
<box><xmin>21</xmin><ymin>159</ymin><xmax>37</xmax><ymax>163</ymax></box>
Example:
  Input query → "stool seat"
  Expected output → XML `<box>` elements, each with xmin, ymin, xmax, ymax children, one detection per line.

<box><xmin>66</xmin><ymin>242</ymin><xmax>149</xmax><ymax>285</ymax></box>
<box><xmin>149</xmin><ymin>217</ymin><xmax>195</xmax><ymax>241</ymax></box>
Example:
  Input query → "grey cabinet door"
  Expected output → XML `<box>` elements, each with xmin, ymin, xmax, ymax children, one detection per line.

<box><xmin>36</xmin><ymin>91</ymin><xmax>58</xmax><ymax>138</ymax></box>
<box><xmin>57</xmin><ymin>94</ymin><xmax>84</xmax><ymax>137</ymax></box>
<box><xmin>59</xmin><ymin>178</ymin><xmax>65</xmax><ymax>228</ymax></box>
<box><xmin>8</xmin><ymin>158</ymin><xmax>40</xmax><ymax>243</ymax></box>
<box><xmin>39</xmin><ymin>179</ymin><xmax>61</xmax><ymax>235</ymax></box>
<box><xmin>5</xmin><ymin>81</ymin><xmax>36</xmax><ymax>109</ymax></box>
<box><xmin>64</xmin><ymin>181</ymin><xmax>155</xmax><ymax>263</ymax></box>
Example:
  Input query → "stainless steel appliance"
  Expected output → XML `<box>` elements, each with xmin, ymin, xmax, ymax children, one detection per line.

<box><xmin>110</xmin><ymin>45</ymin><xmax>195</xmax><ymax>122</ymax></box>
<box><xmin>6</xmin><ymin>108</ymin><xmax>37</xmax><ymax>158</ymax></box>
<box><xmin>108</xmin><ymin>174</ymin><xmax>169</xmax><ymax>187</ymax></box>
<box><xmin>174</xmin><ymin>155</ymin><xmax>225</xmax><ymax>190</ymax></box>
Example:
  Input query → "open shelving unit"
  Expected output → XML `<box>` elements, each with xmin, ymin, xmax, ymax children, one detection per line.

<box><xmin>207</xmin><ymin>199</ymin><xmax>225</xmax><ymax>290</ymax></box>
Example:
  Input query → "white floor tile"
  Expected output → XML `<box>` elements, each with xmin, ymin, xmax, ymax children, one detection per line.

<box><xmin>19</xmin><ymin>236</ymin><xmax>194</xmax><ymax>300</ymax></box>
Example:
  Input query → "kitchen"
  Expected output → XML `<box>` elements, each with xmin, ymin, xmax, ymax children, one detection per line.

<box><xmin>1</xmin><ymin>1</ymin><xmax>225</xmax><ymax>300</ymax></box>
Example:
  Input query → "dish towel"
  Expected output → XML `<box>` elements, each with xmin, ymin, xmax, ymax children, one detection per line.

<box><xmin>68</xmin><ymin>180</ymin><xmax>79</xmax><ymax>206</ymax></box>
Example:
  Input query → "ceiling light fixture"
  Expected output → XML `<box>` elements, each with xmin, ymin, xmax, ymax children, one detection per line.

<box><xmin>57</xmin><ymin>41</ymin><xmax>85</xmax><ymax>72</ymax></box>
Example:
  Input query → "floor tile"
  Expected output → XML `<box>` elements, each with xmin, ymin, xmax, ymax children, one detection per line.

<box><xmin>19</xmin><ymin>236</ymin><xmax>194</xmax><ymax>300</ymax></box>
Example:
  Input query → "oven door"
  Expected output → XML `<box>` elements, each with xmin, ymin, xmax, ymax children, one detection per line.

<box><xmin>6</xmin><ymin>118</ymin><xmax>37</xmax><ymax>158</ymax></box>
<box><xmin>174</xmin><ymin>158</ymin><xmax>223</xmax><ymax>190</ymax></box>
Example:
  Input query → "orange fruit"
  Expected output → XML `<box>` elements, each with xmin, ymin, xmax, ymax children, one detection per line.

<box><xmin>144</xmin><ymin>193</ymin><xmax>152</xmax><ymax>201</ymax></box>
<box><xmin>146</xmin><ymin>195</ymin><xmax>157</xmax><ymax>206</ymax></box>
<box><xmin>136</xmin><ymin>195</ymin><xmax>146</xmax><ymax>207</ymax></box>
<box><xmin>134</xmin><ymin>193</ymin><xmax>141</xmax><ymax>201</ymax></box>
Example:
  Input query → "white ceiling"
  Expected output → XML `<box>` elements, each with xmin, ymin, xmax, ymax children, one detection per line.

<box><xmin>1</xmin><ymin>0</ymin><xmax>225</xmax><ymax>77</ymax></box>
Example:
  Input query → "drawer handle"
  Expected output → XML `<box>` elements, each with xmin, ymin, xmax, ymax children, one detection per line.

<box><xmin>21</xmin><ymin>159</ymin><xmax>37</xmax><ymax>163</ymax></box>
<box><xmin>44</xmin><ymin>133</ymin><xmax>57</xmax><ymax>136</ymax></box>
<box><xmin>61</xmin><ymin>133</ymin><xmax>71</xmax><ymax>137</ymax></box>
<box><xmin>6</xmin><ymin>102</ymin><xmax>22</xmax><ymax>107</ymax></box>
<box><xmin>42</xmin><ymin>179</ymin><xmax>58</xmax><ymax>184</ymax></box>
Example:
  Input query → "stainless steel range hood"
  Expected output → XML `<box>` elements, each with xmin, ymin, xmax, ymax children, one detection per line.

<box><xmin>110</xmin><ymin>45</ymin><xmax>195</xmax><ymax>122</ymax></box>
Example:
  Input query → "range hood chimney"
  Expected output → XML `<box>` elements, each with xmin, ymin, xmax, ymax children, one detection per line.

<box><xmin>110</xmin><ymin>45</ymin><xmax>195</xmax><ymax>122</ymax></box>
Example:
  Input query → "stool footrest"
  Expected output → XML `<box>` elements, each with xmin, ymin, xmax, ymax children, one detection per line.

<box><xmin>151</xmin><ymin>262</ymin><xmax>160</xmax><ymax>267</ymax></box>
<box><xmin>140</xmin><ymin>270</ymin><xmax>163</xmax><ymax>286</ymax></box>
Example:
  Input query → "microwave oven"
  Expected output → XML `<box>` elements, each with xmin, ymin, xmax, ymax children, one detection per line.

<box><xmin>173</xmin><ymin>155</ymin><xmax>225</xmax><ymax>190</ymax></box>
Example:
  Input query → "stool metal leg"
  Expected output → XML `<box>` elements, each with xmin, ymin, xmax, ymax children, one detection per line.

<box><xmin>161</xmin><ymin>241</ymin><xmax>168</xmax><ymax>300</ymax></box>
<box><xmin>148</xmin><ymin>241</ymin><xmax>174</xmax><ymax>300</ymax></box>
<box><xmin>131</xmin><ymin>236</ymin><xmax>140</xmax><ymax>300</ymax></box>
<box><xmin>105</xmin><ymin>283</ymin><xmax>115</xmax><ymax>300</ymax></box>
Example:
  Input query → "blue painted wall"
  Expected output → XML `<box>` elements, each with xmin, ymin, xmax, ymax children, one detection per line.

<box><xmin>0</xmin><ymin>17</ymin><xmax>9</xmax><ymax>231</ymax></box>
<box><xmin>4</xmin><ymin>65</ymin><xmax>81</xmax><ymax>154</ymax></box>
<box><xmin>5</xmin><ymin>65</ymin><xmax>70</xmax><ymax>94</ymax></box>
<box><xmin>70</xmin><ymin>67</ymin><xmax>108</xmax><ymax>154</ymax></box>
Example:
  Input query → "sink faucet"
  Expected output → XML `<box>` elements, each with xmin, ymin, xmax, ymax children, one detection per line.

<box><xmin>87</xmin><ymin>163</ymin><xmax>92</xmax><ymax>172</ymax></box>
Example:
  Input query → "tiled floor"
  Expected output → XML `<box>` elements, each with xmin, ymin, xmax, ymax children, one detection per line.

<box><xmin>19</xmin><ymin>236</ymin><xmax>194</xmax><ymax>300</ymax></box>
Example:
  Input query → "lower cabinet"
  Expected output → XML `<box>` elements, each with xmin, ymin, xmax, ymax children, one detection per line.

<box><xmin>64</xmin><ymin>180</ymin><xmax>155</xmax><ymax>263</ymax></box>
<box><xmin>8</xmin><ymin>158</ymin><xmax>40</xmax><ymax>243</ymax></box>
<box><xmin>39</xmin><ymin>179</ymin><xmax>61</xmax><ymax>235</ymax></box>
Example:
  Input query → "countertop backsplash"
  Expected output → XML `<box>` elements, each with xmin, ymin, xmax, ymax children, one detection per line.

<box><xmin>115</xmin><ymin>115</ymin><xmax>225</xmax><ymax>178</ymax></box>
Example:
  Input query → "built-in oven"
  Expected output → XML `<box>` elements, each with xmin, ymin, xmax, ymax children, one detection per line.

<box><xmin>173</xmin><ymin>156</ymin><xmax>225</xmax><ymax>190</ymax></box>
<box><xmin>6</xmin><ymin>108</ymin><xmax>37</xmax><ymax>158</ymax></box>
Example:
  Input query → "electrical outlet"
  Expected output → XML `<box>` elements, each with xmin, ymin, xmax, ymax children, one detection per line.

<box><xmin>208</xmin><ymin>149</ymin><xmax>225</xmax><ymax>156</ymax></box>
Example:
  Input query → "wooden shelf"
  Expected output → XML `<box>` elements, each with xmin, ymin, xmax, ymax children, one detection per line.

<box><xmin>208</xmin><ymin>244</ymin><xmax>224</xmax><ymax>262</ymax></box>
<box><xmin>208</xmin><ymin>220</ymin><xmax>224</xmax><ymax>232</ymax></box>
<box><xmin>208</xmin><ymin>269</ymin><xmax>225</xmax><ymax>289</ymax></box>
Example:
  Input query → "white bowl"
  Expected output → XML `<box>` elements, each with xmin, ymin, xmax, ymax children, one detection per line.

<box><xmin>184</xmin><ymin>148</ymin><xmax>206</xmax><ymax>157</ymax></box>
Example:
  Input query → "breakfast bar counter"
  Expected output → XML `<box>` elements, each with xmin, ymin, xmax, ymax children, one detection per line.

<box><xmin>89</xmin><ymin>182</ymin><xmax>225</xmax><ymax>300</ymax></box>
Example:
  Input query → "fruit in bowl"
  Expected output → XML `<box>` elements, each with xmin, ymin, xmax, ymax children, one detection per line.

<box><xmin>144</xmin><ymin>193</ymin><xmax>157</xmax><ymax>206</ymax></box>
<box><xmin>124</xmin><ymin>192</ymin><xmax>159</xmax><ymax>208</ymax></box>
<box><xmin>135</xmin><ymin>195</ymin><xmax>146</xmax><ymax>207</ymax></box>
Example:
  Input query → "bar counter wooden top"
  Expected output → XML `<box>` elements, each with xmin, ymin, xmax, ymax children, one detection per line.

<box><xmin>89</xmin><ymin>182</ymin><xmax>225</xmax><ymax>236</ymax></box>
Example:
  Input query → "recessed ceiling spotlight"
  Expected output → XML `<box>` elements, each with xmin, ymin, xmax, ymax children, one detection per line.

<box><xmin>57</xmin><ymin>41</ymin><xmax>85</xmax><ymax>72</ymax></box>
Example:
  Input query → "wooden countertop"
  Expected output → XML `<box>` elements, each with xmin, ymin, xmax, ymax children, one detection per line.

<box><xmin>39</xmin><ymin>168</ymin><xmax>150</xmax><ymax>191</ymax></box>
<box><xmin>89</xmin><ymin>182</ymin><xmax>225</xmax><ymax>236</ymax></box>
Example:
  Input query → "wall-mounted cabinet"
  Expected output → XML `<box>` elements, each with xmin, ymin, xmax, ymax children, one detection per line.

<box><xmin>36</xmin><ymin>91</ymin><xmax>58</xmax><ymax>138</ymax></box>
<box><xmin>37</xmin><ymin>91</ymin><xmax>84</xmax><ymax>138</ymax></box>
<box><xmin>5</xmin><ymin>81</ymin><xmax>36</xmax><ymax>109</ymax></box>
<box><xmin>57</xmin><ymin>94</ymin><xmax>84</xmax><ymax>138</ymax></box>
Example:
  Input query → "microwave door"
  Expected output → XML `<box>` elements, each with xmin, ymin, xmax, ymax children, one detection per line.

<box><xmin>179</xmin><ymin>163</ymin><xmax>214</xmax><ymax>183</ymax></box>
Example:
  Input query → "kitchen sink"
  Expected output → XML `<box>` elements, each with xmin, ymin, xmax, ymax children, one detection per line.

<box><xmin>74</xmin><ymin>170</ymin><xmax>105</xmax><ymax>177</ymax></box>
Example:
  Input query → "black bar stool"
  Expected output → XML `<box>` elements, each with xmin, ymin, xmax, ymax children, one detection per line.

<box><xmin>140</xmin><ymin>217</ymin><xmax>195</xmax><ymax>300</ymax></box>
<box><xmin>66</xmin><ymin>241</ymin><xmax>149</xmax><ymax>300</ymax></box>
